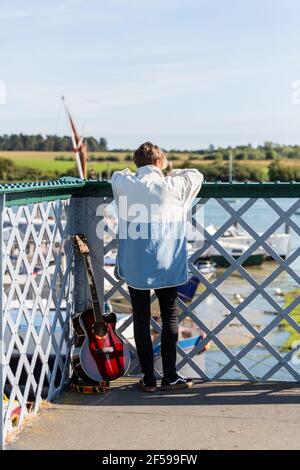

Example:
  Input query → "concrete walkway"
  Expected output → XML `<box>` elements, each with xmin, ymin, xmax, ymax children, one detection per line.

<box><xmin>9</xmin><ymin>379</ymin><xmax>300</xmax><ymax>450</ymax></box>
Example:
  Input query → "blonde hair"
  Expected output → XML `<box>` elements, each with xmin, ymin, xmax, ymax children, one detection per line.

<box><xmin>133</xmin><ymin>142</ymin><xmax>167</xmax><ymax>170</ymax></box>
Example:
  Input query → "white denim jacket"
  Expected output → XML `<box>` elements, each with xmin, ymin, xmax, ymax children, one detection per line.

<box><xmin>111</xmin><ymin>165</ymin><xmax>203</xmax><ymax>289</ymax></box>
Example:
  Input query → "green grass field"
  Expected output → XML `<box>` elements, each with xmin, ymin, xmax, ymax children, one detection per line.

<box><xmin>1</xmin><ymin>151</ymin><xmax>300</xmax><ymax>180</ymax></box>
<box><xmin>10</xmin><ymin>159</ymin><xmax>136</xmax><ymax>173</ymax></box>
<box><xmin>0</xmin><ymin>151</ymin><xmax>137</xmax><ymax>174</ymax></box>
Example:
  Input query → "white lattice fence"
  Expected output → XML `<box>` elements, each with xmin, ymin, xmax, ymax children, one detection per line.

<box><xmin>1</xmin><ymin>197</ymin><xmax>74</xmax><ymax>443</ymax></box>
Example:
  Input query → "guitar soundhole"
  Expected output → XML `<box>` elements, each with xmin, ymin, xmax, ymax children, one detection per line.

<box><xmin>93</xmin><ymin>321</ymin><xmax>107</xmax><ymax>338</ymax></box>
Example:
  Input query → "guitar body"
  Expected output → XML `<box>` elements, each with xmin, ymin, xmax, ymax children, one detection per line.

<box><xmin>71</xmin><ymin>234</ymin><xmax>131</xmax><ymax>384</ymax></box>
<box><xmin>75</xmin><ymin>309</ymin><xmax>130</xmax><ymax>382</ymax></box>
<box><xmin>72</xmin><ymin>311</ymin><xmax>103</xmax><ymax>384</ymax></box>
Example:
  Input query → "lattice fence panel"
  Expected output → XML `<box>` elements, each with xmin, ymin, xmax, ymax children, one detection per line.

<box><xmin>1</xmin><ymin>199</ymin><xmax>74</xmax><ymax>439</ymax></box>
<box><xmin>95</xmin><ymin>197</ymin><xmax>300</xmax><ymax>382</ymax></box>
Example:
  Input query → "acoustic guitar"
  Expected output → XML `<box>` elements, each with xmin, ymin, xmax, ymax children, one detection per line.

<box><xmin>71</xmin><ymin>234</ymin><xmax>130</xmax><ymax>383</ymax></box>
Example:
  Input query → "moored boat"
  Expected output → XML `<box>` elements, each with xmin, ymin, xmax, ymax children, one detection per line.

<box><xmin>188</xmin><ymin>223</ymin><xmax>290</xmax><ymax>266</ymax></box>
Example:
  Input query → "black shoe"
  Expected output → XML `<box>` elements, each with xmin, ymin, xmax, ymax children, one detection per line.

<box><xmin>161</xmin><ymin>374</ymin><xmax>193</xmax><ymax>391</ymax></box>
<box><xmin>138</xmin><ymin>377</ymin><xmax>157</xmax><ymax>393</ymax></box>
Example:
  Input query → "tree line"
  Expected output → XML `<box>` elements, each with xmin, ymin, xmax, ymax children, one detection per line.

<box><xmin>2</xmin><ymin>136</ymin><xmax>300</xmax><ymax>159</ymax></box>
<box><xmin>0</xmin><ymin>134</ymin><xmax>108</xmax><ymax>151</ymax></box>
<box><xmin>186</xmin><ymin>142</ymin><xmax>300</xmax><ymax>161</ymax></box>
<box><xmin>180</xmin><ymin>160</ymin><xmax>300</xmax><ymax>182</ymax></box>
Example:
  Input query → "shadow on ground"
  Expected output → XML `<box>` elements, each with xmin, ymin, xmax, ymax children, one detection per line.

<box><xmin>55</xmin><ymin>378</ymin><xmax>300</xmax><ymax>407</ymax></box>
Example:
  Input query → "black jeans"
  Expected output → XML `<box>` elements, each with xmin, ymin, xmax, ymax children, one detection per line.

<box><xmin>128</xmin><ymin>286</ymin><xmax>179</xmax><ymax>381</ymax></box>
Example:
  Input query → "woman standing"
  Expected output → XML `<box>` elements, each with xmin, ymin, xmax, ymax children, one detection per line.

<box><xmin>111</xmin><ymin>142</ymin><xmax>203</xmax><ymax>392</ymax></box>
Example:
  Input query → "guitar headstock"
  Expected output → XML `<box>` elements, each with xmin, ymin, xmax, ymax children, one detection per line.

<box><xmin>73</xmin><ymin>234</ymin><xmax>90</xmax><ymax>256</ymax></box>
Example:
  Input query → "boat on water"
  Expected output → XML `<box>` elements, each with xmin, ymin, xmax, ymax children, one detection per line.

<box><xmin>117</xmin><ymin>311</ymin><xmax>209</xmax><ymax>366</ymax></box>
<box><xmin>195</xmin><ymin>260</ymin><xmax>216</xmax><ymax>276</ymax></box>
<box><xmin>4</xmin><ymin>260</ymin><xmax>47</xmax><ymax>284</ymax></box>
<box><xmin>210</xmin><ymin>242</ymin><xmax>265</xmax><ymax>267</ymax></box>
<box><xmin>189</xmin><ymin>239</ymin><xmax>265</xmax><ymax>267</ymax></box>
<box><xmin>188</xmin><ymin>223</ymin><xmax>290</xmax><ymax>266</ymax></box>
<box><xmin>224</xmin><ymin>198</ymin><xmax>240</xmax><ymax>204</ymax></box>
<box><xmin>223</xmin><ymin>152</ymin><xmax>239</xmax><ymax>204</ymax></box>
<box><xmin>3</xmin><ymin>217</ymin><xmax>60</xmax><ymax>240</ymax></box>
<box><xmin>176</xmin><ymin>261</ymin><xmax>216</xmax><ymax>302</ymax></box>
<box><xmin>214</xmin><ymin>224</ymin><xmax>290</xmax><ymax>260</ymax></box>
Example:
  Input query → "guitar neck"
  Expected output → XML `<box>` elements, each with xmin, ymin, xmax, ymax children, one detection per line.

<box><xmin>83</xmin><ymin>253</ymin><xmax>104</xmax><ymax>323</ymax></box>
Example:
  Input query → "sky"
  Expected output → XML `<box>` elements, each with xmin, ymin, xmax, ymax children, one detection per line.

<box><xmin>1</xmin><ymin>0</ymin><xmax>300</xmax><ymax>149</ymax></box>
